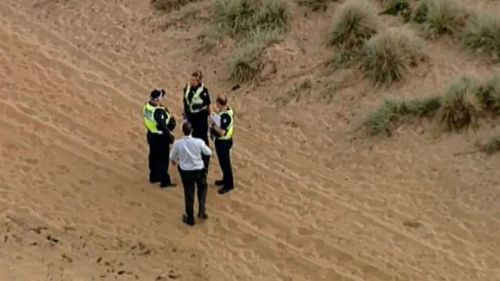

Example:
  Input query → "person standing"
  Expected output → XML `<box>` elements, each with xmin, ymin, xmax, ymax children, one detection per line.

<box><xmin>170</xmin><ymin>122</ymin><xmax>212</xmax><ymax>226</ymax></box>
<box><xmin>209</xmin><ymin>95</ymin><xmax>235</xmax><ymax>195</ymax></box>
<box><xmin>143</xmin><ymin>89</ymin><xmax>176</xmax><ymax>188</ymax></box>
<box><xmin>183</xmin><ymin>71</ymin><xmax>211</xmax><ymax>174</ymax></box>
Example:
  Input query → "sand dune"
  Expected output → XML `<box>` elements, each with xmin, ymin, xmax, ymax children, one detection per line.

<box><xmin>1</xmin><ymin>0</ymin><xmax>499</xmax><ymax>280</ymax></box>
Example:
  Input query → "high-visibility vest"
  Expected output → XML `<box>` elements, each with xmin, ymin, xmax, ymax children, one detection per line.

<box><xmin>217</xmin><ymin>107</ymin><xmax>234</xmax><ymax>140</ymax></box>
<box><xmin>184</xmin><ymin>83</ymin><xmax>207</xmax><ymax>113</ymax></box>
<box><xmin>143</xmin><ymin>103</ymin><xmax>171</xmax><ymax>134</ymax></box>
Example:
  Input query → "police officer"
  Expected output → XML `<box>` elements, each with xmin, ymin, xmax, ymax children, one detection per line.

<box><xmin>209</xmin><ymin>95</ymin><xmax>234</xmax><ymax>195</ymax></box>
<box><xmin>143</xmin><ymin>89</ymin><xmax>176</xmax><ymax>188</ymax></box>
<box><xmin>183</xmin><ymin>71</ymin><xmax>211</xmax><ymax>173</ymax></box>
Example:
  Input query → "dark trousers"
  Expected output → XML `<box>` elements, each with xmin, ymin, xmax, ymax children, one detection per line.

<box><xmin>187</xmin><ymin>111</ymin><xmax>209</xmax><ymax>145</ymax></box>
<box><xmin>187</xmin><ymin>111</ymin><xmax>210</xmax><ymax>173</ymax></box>
<box><xmin>215</xmin><ymin>139</ymin><xmax>234</xmax><ymax>189</ymax></box>
<box><xmin>179</xmin><ymin>168</ymin><xmax>208</xmax><ymax>223</ymax></box>
<box><xmin>147</xmin><ymin>132</ymin><xmax>171</xmax><ymax>185</ymax></box>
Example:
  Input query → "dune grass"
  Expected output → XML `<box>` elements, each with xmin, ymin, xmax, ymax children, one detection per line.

<box><xmin>151</xmin><ymin>0</ymin><xmax>199</xmax><ymax>12</ymax></box>
<box><xmin>215</xmin><ymin>0</ymin><xmax>288</xmax><ymax>37</ymax></box>
<box><xmin>475</xmin><ymin>75</ymin><xmax>500</xmax><ymax>114</ymax></box>
<box><xmin>439</xmin><ymin>77</ymin><xmax>482</xmax><ymax>131</ymax></box>
<box><xmin>379</xmin><ymin>0</ymin><xmax>412</xmax><ymax>22</ymax></box>
<box><xmin>213</xmin><ymin>0</ymin><xmax>289</xmax><ymax>83</ymax></box>
<box><xmin>366</xmin><ymin>75</ymin><xmax>500</xmax><ymax>136</ymax></box>
<box><xmin>328</xmin><ymin>0</ymin><xmax>378</xmax><ymax>51</ymax></box>
<box><xmin>413</xmin><ymin>0</ymin><xmax>467</xmax><ymax>37</ymax></box>
<box><xmin>361</xmin><ymin>28</ymin><xmax>426</xmax><ymax>86</ymax></box>
<box><xmin>462</xmin><ymin>14</ymin><xmax>500</xmax><ymax>61</ymax></box>
<box><xmin>365</xmin><ymin>96</ymin><xmax>441</xmax><ymax>135</ymax></box>
<box><xmin>229</xmin><ymin>28</ymin><xmax>284</xmax><ymax>83</ymax></box>
<box><xmin>478</xmin><ymin>135</ymin><xmax>500</xmax><ymax>155</ymax></box>
<box><xmin>296</xmin><ymin>0</ymin><xmax>337</xmax><ymax>12</ymax></box>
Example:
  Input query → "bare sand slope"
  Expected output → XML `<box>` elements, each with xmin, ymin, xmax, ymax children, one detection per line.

<box><xmin>1</xmin><ymin>1</ymin><xmax>499</xmax><ymax>281</ymax></box>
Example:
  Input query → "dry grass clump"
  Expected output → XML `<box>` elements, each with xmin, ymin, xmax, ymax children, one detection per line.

<box><xmin>229</xmin><ymin>28</ymin><xmax>284</xmax><ymax>83</ymax></box>
<box><xmin>296</xmin><ymin>0</ymin><xmax>337</xmax><ymax>12</ymax></box>
<box><xmin>413</xmin><ymin>0</ymin><xmax>467</xmax><ymax>37</ymax></box>
<box><xmin>361</xmin><ymin>28</ymin><xmax>426</xmax><ymax>86</ymax></box>
<box><xmin>151</xmin><ymin>0</ymin><xmax>199</xmax><ymax>12</ymax></box>
<box><xmin>462</xmin><ymin>14</ymin><xmax>500</xmax><ymax>61</ymax></box>
<box><xmin>365</xmin><ymin>75</ymin><xmax>500</xmax><ymax>136</ymax></box>
<box><xmin>215</xmin><ymin>0</ymin><xmax>289</xmax><ymax>37</ymax></box>
<box><xmin>379</xmin><ymin>0</ymin><xmax>412</xmax><ymax>22</ymax></box>
<box><xmin>475</xmin><ymin>75</ymin><xmax>500</xmax><ymax>114</ymax></box>
<box><xmin>328</xmin><ymin>0</ymin><xmax>378</xmax><ymax>51</ymax></box>
<box><xmin>213</xmin><ymin>0</ymin><xmax>290</xmax><ymax>83</ymax></box>
<box><xmin>439</xmin><ymin>77</ymin><xmax>482</xmax><ymax>131</ymax></box>
<box><xmin>478</xmin><ymin>135</ymin><xmax>500</xmax><ymax>155</ymax></box>
<box><xmin>365</xmin><ymin>96</ymin><xmax>441</xmax><ymax>135</ymax></box>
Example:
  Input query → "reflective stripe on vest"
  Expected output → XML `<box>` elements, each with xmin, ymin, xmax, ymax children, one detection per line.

<box><xmin>184</xmin><ymin>83</ymin><xmax>206</xmax><ymax>113</ymax></box>
<box><xmin>143</xmin><ymin>103</ymin><xmax>171</xmax><ymax>134</ymax></box>
<box><xmin>218</xmin><ymin>107</ymin><xmax>234</xmax><ymax>140</ymax></box>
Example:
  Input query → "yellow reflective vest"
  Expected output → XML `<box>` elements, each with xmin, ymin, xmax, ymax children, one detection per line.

<box><xmin>217</xmin><ymin>107</ymin><xmax>234</xmax><ymax>140</ymax></box>
<box><xmin>184</xmin><ymin>83</ymin><xmax>207</xmax><ymax>113</ymax></box>
<box><xmin>143</xmin><ymin>103</ymin><xmax>171</xmax><ymax>134</ymax></box>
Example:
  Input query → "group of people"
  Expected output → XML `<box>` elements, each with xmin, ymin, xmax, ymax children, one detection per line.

<box><xmin>142</xmin><ymin>71</ymin><xmax>235</xmax><ymax>226</ymax></box>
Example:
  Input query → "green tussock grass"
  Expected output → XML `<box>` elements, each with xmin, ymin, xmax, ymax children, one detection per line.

<box><xmin>296</xmin><ymin>0</ymin><xmax>337</xmax><ymax>12</ymax></box>
<box><xmin>214</xmin><ymin>0</ymin><xmax>289</xmax><ymax>83</ymax></box>
<box><xmin>328</xmin><ymin>0</ymin><xmax>378</xmax><ymax>51</ymax></box>
<box><xmin>365</xmin><ymin>75</ymin><xmax>500</xmax><ymax>136</ymax></box>
<box><xmin>413</xmin><ymin>0</ymin><xmax>467</xmax><ymax>37</ymax></box>
<box><xmin>229</xmin><ymin>28</ymin><xmax>284</xmax><ymax>83</ymax></box>
<box><xmin>151</xmin><ymin>0</ymin><xmax>199</xmax><ymax>12</ymax></box>
<box><xmin>365</xmin><ymin>96</ymin><xmax>441</xmax><ymax>136</ymax></box>
<box><xmin>439</xmin><ymin>77</ymin><xmax>482</xmax><ymax>131</ymax></box>
<box><xmin>215</xmin><ymin>0</ymin><xmax>289</xmax><ymax>37</ymax></box>
<box><xmin>462</xmin><ymin>14</ymin><xmax>500</xmax><ymax>61</ymax></box>
<box><xmin>361</xmin><ymin>28</ymin><xmax>426</xmax><ymax>86</ymax></box>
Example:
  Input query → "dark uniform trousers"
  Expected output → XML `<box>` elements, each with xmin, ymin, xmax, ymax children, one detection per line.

<box><xmin>147</xmin><ymin>132</ymin><xmax>172</xmax><ymax>185</ymax></box>
<box><xmin>187</xmin><ymin>111</ymin><xmax>210</xmax><ymax>173</ymax></box>
<box><xmin>215</xmin><ymin>139</ymin><xmax>234</xmax><ymax>189</ymax></box>
<box><xmin>179</xmin><ymin>168</ymin><xmax>208</xmax><ymax>223</ymax></box>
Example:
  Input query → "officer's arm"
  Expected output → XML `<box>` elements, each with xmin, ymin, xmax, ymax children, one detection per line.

<box><xmin>182</xmin><ymin>86</ymin><xmax>189</xmax><ymax>115</ymax></box>
<box><xmin>213</xmin><ymin>114</ymin><xmax>230</xmax><ymax>136</ymax></box>
<box><xmin>170</xmin><ymin>143</ymin><xmax>179</xmax><ymax>165</ymax></box>
<box><xmin>154</xmin><ymin>109</ymin><xmax>169</xmax><ymax>133</ymax></box>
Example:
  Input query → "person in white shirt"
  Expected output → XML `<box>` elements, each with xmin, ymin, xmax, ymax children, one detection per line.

<box><xmin>170</xmin><ymin>122</ymin><xmax>212</xmax><ymax>226</ymax></box>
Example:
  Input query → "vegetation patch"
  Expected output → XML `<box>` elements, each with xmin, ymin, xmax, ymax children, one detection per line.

<box><xmin>328</xmin><ymin>0</ymin><xmax>378</xmax><ymax>51</ymax></box>
<box><xmin>151</xmin><ymin>0</ymin><xmax>200</xmax><ymax>12</ymax></box>
<box><xmin>462</xmin><ymin>14</ymin><xmax>500</xmax><ymax>62</ymax></box>
<box><xmin>215</xmin><ymin>0</ymin><xmax>289</xmax><ymax>37</ymax></box>
<box><xmin>361</xmin><ymin>28</ymin><xmax>426</xmax><ymax>86</ymax></box>
<box><xmin>478</xmin><ymin>135</ymin><xmax>500</xmax><ymax>155</ymax></box>
<box><xmin>212</xmin><ymin>0</ymin><xmax>289</xmax><ymax>83</ymax></box>
<box><xmin>365</xmin><ymin>97</ymin><xmax>441</xmax><ymax>136</ymax></box>
<box><xmin>413</xmin><ymin>0</ymin><xmax>467</xmax><ymax>37</ymax></box>
<box><xmin>439</xmin><ymin>77</ymin><xmax>481</xmax><ymax>131</ymax></box>
<box><xmin>296</xmin><ymin>0</ymin><xmax>337</xmax><ymax>12</ymax></box>
<box><xmin>379</xmin><ymin>0</ymin><xmax>412</xmax><ymax>22</ymax></box>
<box><xmin>366</xmin><ymin>75</ymin><xmax>500</xmax><ymax>136</ymax></box>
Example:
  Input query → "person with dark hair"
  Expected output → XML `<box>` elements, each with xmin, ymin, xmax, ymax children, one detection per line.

<box><xmin>183</xmin><ymin>71</ymin><xmax>211</xmax><ymax>174</ymax></box>
<box><xmin>143</xmin><ymin>89</ymin><xmax>176</xmax><ymax>188</ymax></box>
<box><xmin>209</xmin><ymin>95</ymin><xmax>235</xmax><ymax>195</ymax></box>
<box><xmin>170</xmin><ymin>122</ymin><xmax>212</xmax><ymax>226</ymax></box>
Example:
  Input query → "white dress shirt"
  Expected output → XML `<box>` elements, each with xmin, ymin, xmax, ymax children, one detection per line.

<box><xmin>170</xmin><ymin>135</ymin><xmax>212</xmax><ymax>171</ymax></box>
